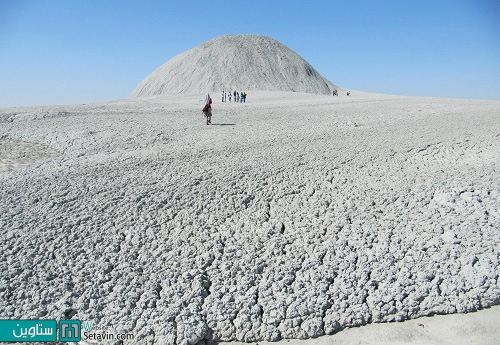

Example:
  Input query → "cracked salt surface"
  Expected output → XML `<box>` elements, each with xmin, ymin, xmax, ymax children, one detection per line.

<box><xmin>0</xmin><ymin>91</ymin><xmax>499</xmax><ymax>344</ymax></box>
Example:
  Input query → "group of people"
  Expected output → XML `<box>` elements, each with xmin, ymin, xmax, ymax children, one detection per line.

<box><xmin>332</xmin><ymin>90</ymin><xmax>350</xmax><ymax>96</ymax></box>
<box><xmin>202</xmin><ymin>90</ymin><xmax>248</xmax><ymax>125</ymax></box>
<box><xmin>204</xmin><ymin>89</ymin><xmax>351</xmax><ymax>125</ymax></box>
<box><xmin>222</xmin><ymin>90</ymin><xmax>247</xmax><ymax>103</ymax></box>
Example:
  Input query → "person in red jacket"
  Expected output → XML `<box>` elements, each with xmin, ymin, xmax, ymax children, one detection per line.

<box><xmin>202</xmin><ymin>93</ymin><xmax>213</xmax><ymax>125</ymax></box>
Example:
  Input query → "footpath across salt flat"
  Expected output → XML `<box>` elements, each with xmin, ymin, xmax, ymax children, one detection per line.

<box><xmin>220</xmin><ymin>305</ymin><xmax>500</xmax><ymax>345</ymax></box>
<box><xmin>0</xmin><ymin>91</ymin><xmax>499</xmax><ymax>344</ymax></box>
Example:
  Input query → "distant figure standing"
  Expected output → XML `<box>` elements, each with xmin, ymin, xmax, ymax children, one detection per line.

<box><xmin>222</xmin><ymin>91</ymin><xmax>225</xmax><ymax>102</ymax></box>
<box><xmin>240</xmin><ymin>91</ymin><xmax>243</xmax><ymax>103</ymax></box>
<box><xmin>202</xmin><ymin>93</ymin><xmax>213</xmax><ymax>125</ymax></box>
<box><xmin>243</xmin><ymin>91</ymin><xmax>247</xmax><ymax>103</ymax></box>
<box><xmin>233</xmin><ymin>90</ymin><xmax>237</xmax><ymax>102</ymax></box>
<box><xmin>347</xmin><ymin>91</ymin><xmax>350</xmax><ymax>96</ymax></box>
<box><xmin>229</xmin><ymin>92</ymin><xmax>232</xmax><ymax>102</ymax></box>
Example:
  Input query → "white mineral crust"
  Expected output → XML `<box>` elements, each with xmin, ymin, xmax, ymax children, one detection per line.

<box><xmin>0</xmin><ymin>91</ymin><xmax>499</xmax><ymax>344</ymax></box>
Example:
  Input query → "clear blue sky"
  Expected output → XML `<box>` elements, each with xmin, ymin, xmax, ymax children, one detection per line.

<box><xmin>1</xmin><ymin>0</ymin><xmax>499</xmax><ymax>107</ymax></box>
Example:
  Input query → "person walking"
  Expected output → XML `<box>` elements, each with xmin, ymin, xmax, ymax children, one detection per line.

<box><xmin>202</xmin><ymin>93</ymin><xmax>213</xmax><ymax>125</ymax></box>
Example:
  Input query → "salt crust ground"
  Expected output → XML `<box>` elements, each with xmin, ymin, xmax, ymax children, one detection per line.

<box><xmin>0</xmin><ymin>91</ymin><xmax>499</xmax><ymax>345</ymax></box>
<box><xmin>0</xmin><ymin>138</ymin><xmax>60</xmax><ymax>177</ymax></box>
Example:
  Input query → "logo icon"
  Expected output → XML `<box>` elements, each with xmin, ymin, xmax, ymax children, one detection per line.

<box><xmin>59</xmin><ymin>320</ymin><xmax>81</xmax><ymax>342</ymax></box>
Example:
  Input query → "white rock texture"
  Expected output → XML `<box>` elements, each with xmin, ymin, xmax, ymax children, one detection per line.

<box><xmin>131</xmin><ymin>35</ymin><xmax>339</xmax><ymax>97</ymax></box>
<box><xmin>0</xmin><ymin>91</ymin><xmax>499</xmax><ymax>345</ymax></box>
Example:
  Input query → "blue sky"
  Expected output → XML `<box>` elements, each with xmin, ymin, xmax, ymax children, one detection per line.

<box><xmin>0</xmin><ymin>0</ymin><xmax>499</xmax><ymax>107</ymax></box>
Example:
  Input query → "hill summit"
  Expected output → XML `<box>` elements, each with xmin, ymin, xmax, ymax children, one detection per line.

<box><xmin>131</xmin><ymin>35</ymin><xmax>339</xmax><ymax>97</ymax></box>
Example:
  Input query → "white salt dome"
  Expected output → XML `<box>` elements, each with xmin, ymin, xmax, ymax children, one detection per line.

<box><xmin>131</xmin><ymin>35</ymin><xmax>339</xmax><ymax>96</ymax></box>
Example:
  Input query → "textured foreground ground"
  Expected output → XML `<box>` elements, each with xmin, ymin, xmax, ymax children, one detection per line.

<box><xmin>221</xmin><ymin>305</ymin><xmax>500</xmax><ymax>345</ymax></box>
<box><xmin>0</xmin><ymin>92</ymin><xmax>499</xmax><ymax>344</ymax></box>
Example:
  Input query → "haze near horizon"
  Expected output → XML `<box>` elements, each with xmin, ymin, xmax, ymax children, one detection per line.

<box><xmin>0</xmin><ymin>0</ymin><xmax>499</xmax><ymax>107</ymax></box>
